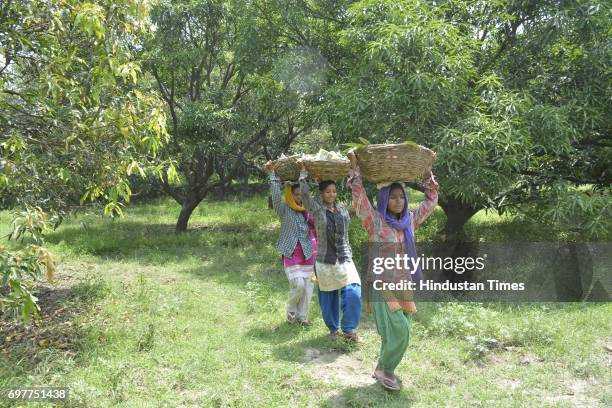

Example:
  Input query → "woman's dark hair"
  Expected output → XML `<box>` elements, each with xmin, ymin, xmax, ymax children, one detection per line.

<box><xmin>290</xmin><ymin>183</ymin><xmax>300</xmax><ymax>193</ymax></box>
<box><xmin>318</xmin><ymin>180</ymin><xmax>336</xmax><ymax>191</ymax></box>
<box><xmin>388</xmin><ymin>182</ymin><xmax>404</xmax><ymax>195</ymax></box>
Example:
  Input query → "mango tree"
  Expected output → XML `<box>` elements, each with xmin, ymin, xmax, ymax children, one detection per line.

<box><xmin>143</xmin><ymin>0</ymin><xmax>318</xmax><ymax>231</ymax></box>
<box><xmin>0</xmin><ymin>0</ymin><xmax>168</xmax><ymax>321</ymax></box>
<box><xmin>316</xmin><ymin>0</ymin><xmax>610</xmax><ymax>240</ymax></box>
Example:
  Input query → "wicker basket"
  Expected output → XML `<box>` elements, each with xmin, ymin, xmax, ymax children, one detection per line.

<box><xmin>270</xmin><ymin>155</ymin><xmax>301</xmax><ymax>181</ymax></box>
<box><xmin>302</xmin><ymin>158</ymin><xmax>351</xmax><ymax>181</ymax></box>
<box><xmin>354</xmin><ymin>143</ymin><xmax>436</xmax><ymax>183</ymax></box>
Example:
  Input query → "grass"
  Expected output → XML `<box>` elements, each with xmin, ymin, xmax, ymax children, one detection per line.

<box><xmin>1</xmin><ymin>194</ymin><xmax>611</xmax><ymax>407</ymax></box>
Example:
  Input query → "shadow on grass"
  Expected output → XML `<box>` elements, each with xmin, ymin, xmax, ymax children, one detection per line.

<box><xmin>45</xmin><ymin>219</ymin><xmax>276</xmax><ymax>263</ymax></box>
<box><xmin>0</xmin><ymin>274</ymin><xmax>110</xmax><ymax>379</ymax></box>
<box><xmin>320</xmin><ymin>383</ymin><xmax>417</xmax><ymax>408</ymax></box>
<box><xmin>274</xmin><ymin>335</ymin><xmax>362</xmax><ymax>363</ymax></box>
<box><xmin>245</xmin><ymin>319</ymin><xmax>362</xmax><ymax>363</ymax></box>
<box><xmin>177</xmin><ymin>252</ymin><xmax>288</xmax><ymax>298</ymax></box>
<box><xmin>245</xmin><ymin>322</ymin><xmax>312</xmax><ymax>346</ymax></box>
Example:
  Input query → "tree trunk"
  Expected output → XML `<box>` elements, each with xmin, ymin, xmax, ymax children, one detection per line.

<box><xmin>176</xmin><ymin>198</ymin><xmax>199</xmax><ymax>232</ymax></box>
<box><xmin>438</xmin><ymin>196</ymin><xmax>481</xmax><ymax>242</ymax></box>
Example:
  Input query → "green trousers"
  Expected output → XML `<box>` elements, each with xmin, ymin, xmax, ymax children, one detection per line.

<box><xmin>370</xmin><ymin>287</ymin><xmax>410</xmax><ymax>372</ymax></box>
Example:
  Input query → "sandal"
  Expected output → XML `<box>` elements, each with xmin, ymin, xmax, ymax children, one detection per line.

<box><xmin>329</xmin><ymin>330</ymin><xmax>339</xmax><ymax>339</ymax></box>
<box><xmin>342</xmin><ymin>332</ymin><xmax>362</xmax><ymax>343</ymax></box>
<box><xmin>298</xmin><ymin>319</ymin><xmax>312</xmax><ymax>326</ymax></box>
<box><xmin>374</xmin><ymin>369</ymin><xmax>402</xmax><ymax>384</ymax></box>
<box><xmin>372</xmin><ymin>370</ymin><xmax>401</xmax><ymax>392</ymax></box>
<box><xmin>286</xmin><ymin>312</ymin><xmax>296</xmax><ymax>323</ymax></box>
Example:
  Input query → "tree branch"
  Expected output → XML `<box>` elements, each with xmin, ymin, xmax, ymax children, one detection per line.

<box><xmin>298</xmin><ymin>0</ymin><xmax>344</xmax><ymax>25</ymax></box>
<box><xmin>480</xmin><ymin>15</ymin><xmax>528</xmax><ymax>73</ymax></box>
<box><xmin>231</xmin><ymin>74</ymin><xmax>246</xmax><ymax>106</ymax></box>
<box><xmin>151</xmin><ymin>67</ymin><xmax>171</xmax><ymax>104</ymax></box>
<box><xmin>220</xmin><ymin>63</ymin><xmax>232</xmax><ymax>90</ymax></box>
<box><xmin>161</xmin><ymin>170</ymin><xmax>185</xmax><ymax>205</ymax></box>
<box><xmin>0</xmin><ymin>52</ymin><xmax>12</xmax><ymax>76</ymax></box>
<box><xmin>405</xmin><ymin>182</ymin><xmax>426</xmax><ymax>193</ymax></box>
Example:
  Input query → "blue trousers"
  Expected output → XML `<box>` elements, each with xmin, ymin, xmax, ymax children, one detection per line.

<box><xmin>318</xmin><ymin>283</ymin><xmax>362</xmax><ymax>334</ymax></box>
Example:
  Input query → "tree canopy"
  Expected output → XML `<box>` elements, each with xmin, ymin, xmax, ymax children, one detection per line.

<box><xmin>311</xmin><ymin>0</ymin><xmax>610</xmax><ymax>239</ymax></box>
<box><xmin>143</xmin><ymin>0</ymin><xmax>327</xmax><ymax>230</ymax></box>
<box><xmin>1</xmin><ymin>0</ymin><xmax>168</xmax><ymax>321</ymax></box>
<box><xmin>1</xmin><ymin>0</ymin><xmax>168</xmax><ymax>216</ymax></box>
<box><xmin>1</xmin><ymin>0</ymin><xmax>609</xmax><ymax>321</ymax></box>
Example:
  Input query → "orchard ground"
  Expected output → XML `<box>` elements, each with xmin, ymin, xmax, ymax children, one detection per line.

<box><xmin>1</xmin><ymin>192</ymin><xmax>610</xmax><ymax>407</ymax></box>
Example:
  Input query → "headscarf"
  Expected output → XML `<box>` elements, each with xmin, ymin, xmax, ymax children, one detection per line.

<box><xmin>283</xmin><ymin>183</ymin><xmax>305</xmax><ymax>212</ymax></box>
<box><xmin>375</xmin><ymin>183</ymin><xmax>423</xmax><ymax>285</ymax></box>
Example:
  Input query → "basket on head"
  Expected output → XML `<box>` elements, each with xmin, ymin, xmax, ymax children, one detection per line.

<box><xmin>301</xmin><ymin>158</ymin><xmax>351</xmax><ymax>181</ymax></box>
<box><xmin>354</xmin><ymin>143</ymin><xmax>436</xmax><ymax>183</ymax></box>
<box><xmin>270</xmin><ymin>155</ymin><xmax>301</xmax><ymax>181</ymax></box>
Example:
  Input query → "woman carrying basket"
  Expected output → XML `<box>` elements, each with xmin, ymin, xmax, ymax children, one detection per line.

<box><xmin>266</xmin><ymin>161</ymin><xmax>317</xmax><ymax>326</ymax></box>
<box><xmin>297</xmin><ymin>161</ymin><xmax>362</xmax><ymax>342</ymax></box>
<box><xmin>347</xmin><ymin>150</ymin><xmax>438</xmax><ymax>391</ymax></box>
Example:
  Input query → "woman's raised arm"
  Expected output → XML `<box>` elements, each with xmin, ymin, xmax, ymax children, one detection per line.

<box><xmin>266</xmin><ymin>161</ymin><xmax>286</xmax><ymax>217</ymax></box>
<box><xmin>298</xmin><ymin>165</ymin><xmax>323</xmax><ymax>214</ymax></box>
<box><xmin>411</xmin><ymin>172</ymin><xmax>439</xmax><ymax>229</ymax></box>
<box><xmin>347</xmin><ymin>151</ymin><xmax>377</xmax><ymax>233</ymax></box>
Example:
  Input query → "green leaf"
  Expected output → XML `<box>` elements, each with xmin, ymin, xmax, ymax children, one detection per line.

<box><xmin>80</xmin><ymin>189</ymin><xmax>90</xmax><ymax>205</ymax></box>
<box><xmin>166</xmin><ymin>164</ymin><xmax>179</xmax><ymax>184</ymax></box>
<box><xmin>127</xmin><ymin>161</ymin><xmax>146</xmax><ymax>178</ymax></box>
<box><xmin>103</xmin><ymin>202</ymin><xmax>124</xmax><ymax>218</ymax></box>
<box><xmin>57</xmin><ymin>168</ymin><xmax>71</xmax><ymax>181</ymax></box>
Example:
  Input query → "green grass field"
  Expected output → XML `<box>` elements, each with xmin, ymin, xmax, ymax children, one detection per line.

<box><xmin>1</xmin><ymin>194</ymin><xmax>610</xmax><ymax>407</ymax></box>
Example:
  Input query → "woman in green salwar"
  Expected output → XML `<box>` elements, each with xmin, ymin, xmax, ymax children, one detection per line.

<box><xmin>347</xmin><ymin>151</ymin><xmax>439</xmax><ymax>391</ymax></box>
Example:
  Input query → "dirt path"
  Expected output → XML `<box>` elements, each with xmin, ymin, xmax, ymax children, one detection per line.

<box><xmin>302</xmin><ymin>347</ymin><xmax>375</xmax><ymax>388</ymax></box>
